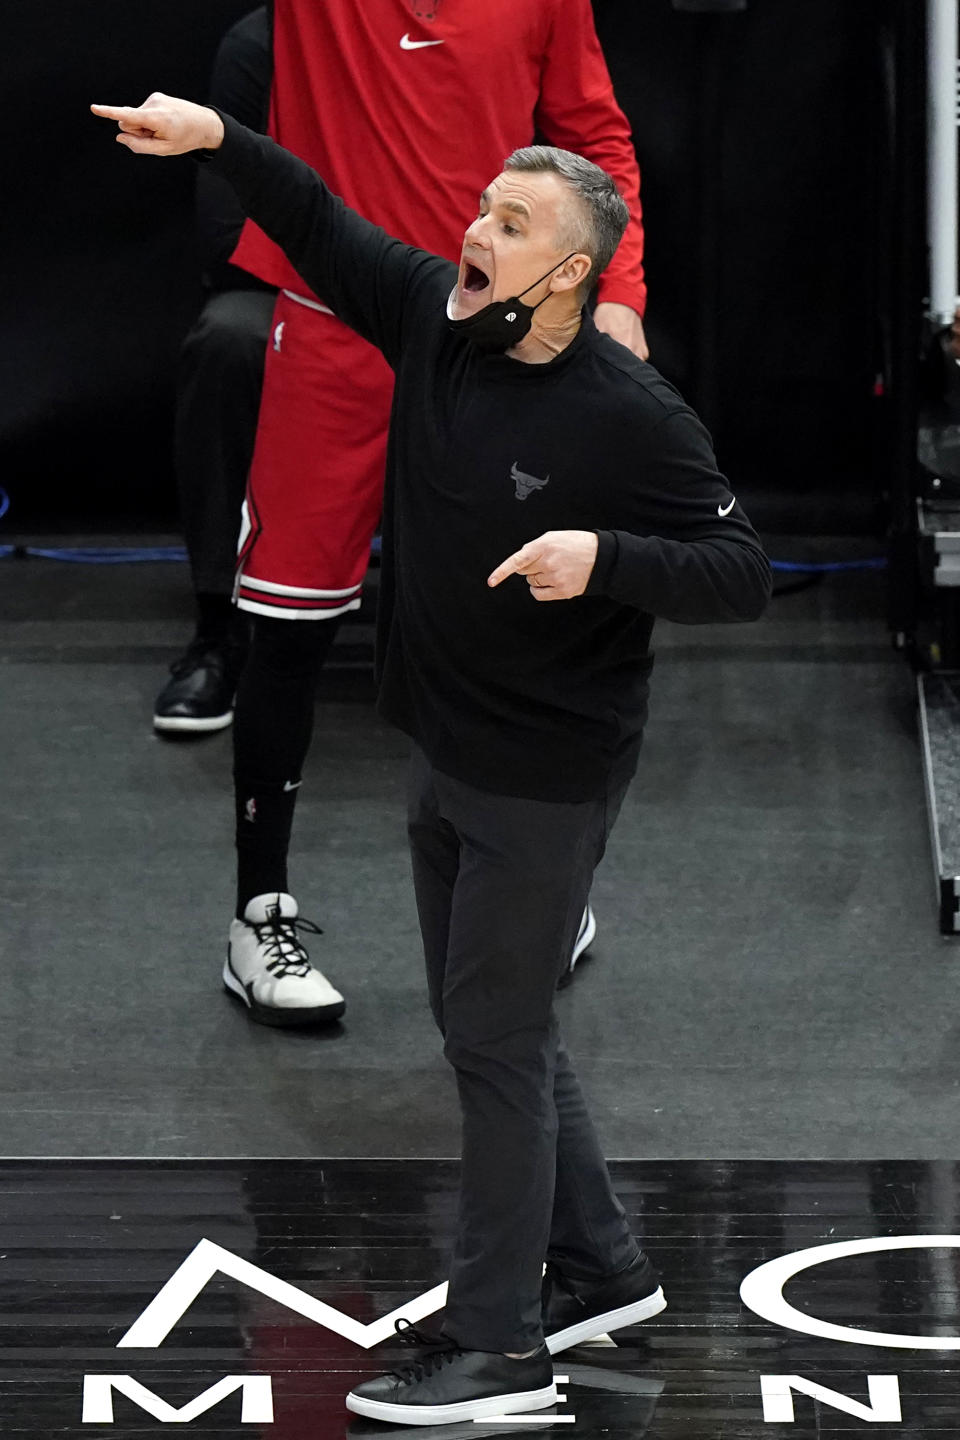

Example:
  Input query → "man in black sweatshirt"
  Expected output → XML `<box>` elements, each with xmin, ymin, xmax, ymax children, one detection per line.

<box><xmin>92</xmin><ymin>94</ymin><xmax>772</xmax><ymax>1426</ymax></box>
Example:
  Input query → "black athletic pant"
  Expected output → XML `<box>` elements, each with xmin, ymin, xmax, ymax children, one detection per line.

<box><xmin>175</xmin><ymin>287</ymin><xmax>277</xmax><ymax>598</ymax></box>
<box><xmin>406</xmin><ymin>747</ymin><xmax>639</xmax><ymax>1354</ymax></box>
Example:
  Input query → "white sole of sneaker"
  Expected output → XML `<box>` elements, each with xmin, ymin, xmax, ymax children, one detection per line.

<box><xmin>344</xmin><ymin>1382</ymin><xmax>558</xmax><ymax>1425</ymax></box>
<box><xmin>545</xmin><ymin>1287</ymin><xmax>667</xmax><ymax>1355</ymax></box>
<box><xmin>222</xmin><ymin>956</ymin><xmax>346</xmax><ymax>1027</ymax></box>
<box><xmin>154</xmin><ymin>712</ymin><xmax>234</xmax><ymax>733</ymax></box>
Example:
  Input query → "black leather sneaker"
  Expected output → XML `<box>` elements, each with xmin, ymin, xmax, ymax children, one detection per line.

<box><xmin>346</xmin><ymin>1326</ymin><xmax>557</xmax><ymax>1425</ymax></box>
<box><xmin>542</xmin><ymin>1251</ymin><xmax>666</xmax><ymax>1354</ymax></box>
<box><xmin>153</xmin><ymin>635</ymin><xmax>247</xmax><ymax>734</ymax></box>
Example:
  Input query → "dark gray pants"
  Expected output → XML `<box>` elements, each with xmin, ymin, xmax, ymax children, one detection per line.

<box><xmin>175</xmin><ymin>287</ymin><xmax>277</xmax><ymax>597</ymax></box>
<box><xmin>407</xmin><ymin>748</ymin><xmax>639</xmax><ymax>1353</ymax></box>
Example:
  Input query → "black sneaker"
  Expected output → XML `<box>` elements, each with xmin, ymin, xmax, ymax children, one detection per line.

<box><xmin>153</xmin><ymin>635</ymin><xmax>247</xmax><ymax>734</ymax></box>
<box><xmin>541</xmin><ymin>1251</ymin><xmax>666</xmax><ymax>1355</ymax></box>
<box><xmin>346</xmin><ymin>1326</ymin><xmax>557</xmax><ymax>1425</ymax></box>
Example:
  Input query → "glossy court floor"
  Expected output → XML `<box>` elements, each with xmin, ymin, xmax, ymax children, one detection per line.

<box><xmin>5</xmin><ymin>547</ymin><xmax>960</xmax><ymax>1436</ymax></box>
<box><xmin>1</xmin><ymin>1158</ymin><xmax>959</xmax><ymax>1438</ymax></box>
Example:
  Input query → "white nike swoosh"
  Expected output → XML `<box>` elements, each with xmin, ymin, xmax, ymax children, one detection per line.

<box><xmin>282</xmin><ymin>780</ymin><xmax>302</xmax><ymax>791</ymax></box>
<box><xmin>400</xmin><ymin>32</ymin><xmax>445</xmax><ymax>49</ymax></box>
<box><xmin>717</xmin><ymin>497</ymin><xmax>736</xmax><ymax>517</ymax></box>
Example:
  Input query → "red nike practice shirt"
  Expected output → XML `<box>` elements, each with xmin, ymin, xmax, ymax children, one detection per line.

<box><xmin>230</xmin><ymin>0</ymin><xmax>646</xmax><ymax>314</ymax></box>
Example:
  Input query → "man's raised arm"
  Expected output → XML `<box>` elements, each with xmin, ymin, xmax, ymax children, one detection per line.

<box><xmin>90</xmin><ymin>94</ymin><xmax>443</xmax><ymax>365</ymax></box>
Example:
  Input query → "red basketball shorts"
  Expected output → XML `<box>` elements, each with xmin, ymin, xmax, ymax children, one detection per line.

<box><xmin>235</xmin><ymin>290</ymin><xmax>394</xmax><ymax>620</ymax></box>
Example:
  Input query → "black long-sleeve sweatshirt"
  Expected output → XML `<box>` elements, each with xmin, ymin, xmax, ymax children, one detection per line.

<box><xmin>196</xmin><ymin>9</ymin><xmax>273</xmax><ymax>289</ymax></box>
<box><xmin>208</xmin><ymin>116</ymin><xmax>772</xmax><ymax>802</ymax></box>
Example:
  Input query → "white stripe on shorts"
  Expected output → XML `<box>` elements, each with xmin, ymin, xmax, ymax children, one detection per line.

<box><xmin>282</xmin><ymin>289</ymin><xmax>334</xmax><ymax>315</ymax></box>
<box><xmin>235</xmin><ymin>593</ymin><xmax>363</xmax><ymax>621</ymax></box>
<box><xmin>239</xmin><ymin>574</ymin><xmax>362</xmax><ymax>599</ymax></box>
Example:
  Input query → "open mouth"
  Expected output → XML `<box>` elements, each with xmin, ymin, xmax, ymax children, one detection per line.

<box><xmin>462</xmin><ymin>262</ymin><xmax>490</xmax><ymax>294</ymax></box>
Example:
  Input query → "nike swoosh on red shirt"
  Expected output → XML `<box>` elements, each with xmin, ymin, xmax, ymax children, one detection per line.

<box><xmin>399</xmin><ymin>33</ymin><xmax>445</xmax><ymax>49</ymax></box>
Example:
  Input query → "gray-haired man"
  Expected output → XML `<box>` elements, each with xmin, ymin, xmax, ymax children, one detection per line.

<box><xmin>92</xmin><ymin>94</ymin><xmax>771</xmax><ymax>1424</ymax></box>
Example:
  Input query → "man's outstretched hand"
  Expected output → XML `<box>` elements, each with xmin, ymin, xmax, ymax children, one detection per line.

<box><xmin>90</xmin><ymin>94</ymin><xmax>224</xmax><ymax>155</ymax></box>
<box><xmin>488</xmin><ymin>531</ymin><xmax>599</xmax><ymax>601</ymax></box>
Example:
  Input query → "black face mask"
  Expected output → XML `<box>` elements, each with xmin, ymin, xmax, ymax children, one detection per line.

<box><xmin>447</xmin><ymin>253</ymin><xmax>577</xmax><ymax>354</ymax></box>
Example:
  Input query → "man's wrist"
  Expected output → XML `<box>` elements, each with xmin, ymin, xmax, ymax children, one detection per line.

<box><xmin>583</xmin><ymin>530</ymin><xmax>618</xmax><ymax>596</ymax></box>
<box><xmin>202</xmin><ymin>107</ymin><xmax>225</xmax><ymax>151</ymax></box>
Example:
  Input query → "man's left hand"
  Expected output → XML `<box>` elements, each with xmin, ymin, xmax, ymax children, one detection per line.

<box><xmin>90</xmin><ymin>94</ymin><xmax>224</xmax><ymax>154</ymax></box>
<box><xmin>487</xmin><ymin>531</ymin><xmax>599</xmax><ymax>601</ymax></box>
<box><xmin>593</xmin><ymin>302</ymin><xmax>648</xmax><ymax>361</ymax></box>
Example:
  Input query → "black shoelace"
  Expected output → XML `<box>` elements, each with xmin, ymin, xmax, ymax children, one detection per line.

<box><xmin>390</xmin><ymin>1319</ymin><xmax>463</xmax><ymax>1385</ymax></box>
<box><xmin>252</xmin><ymin>910</ymin><xmax>324</xmax><ymax>979</ymax></box>
<box><xmin>169</xmin><ymin>637</ymin><xmax>223</xmax><ymax>679</ymax></box>
<box><xmin>544</xmin><ymin>1263</ymin><xmax>587</xmax><ymax>1311</ymax></box>
<box><xmin>169</xmin><ymin>633</ymin><xmax>246</xmax><ymax>678</ymax></box>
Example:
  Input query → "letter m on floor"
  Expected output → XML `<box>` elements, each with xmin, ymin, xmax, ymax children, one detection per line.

<box><xmin>760</xmin><ymin>1374</ymin><xmax>901</xmax><ymax>1423</ymax></box>
<box><xmin>82</xmin><ymin>1375</ymin><xmax>273</xmax><ymax>1424</ymax></box>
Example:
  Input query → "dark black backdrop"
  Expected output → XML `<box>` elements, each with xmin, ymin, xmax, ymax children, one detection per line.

<box><xmin>2</xmin><ymin>1</ymin><xmax>253</xmax><ymax>528</ymax></box>
<box><xmin>2</xmin><ymin>0</ymin><xmax>897</xmax><ymax>533</ymax></box>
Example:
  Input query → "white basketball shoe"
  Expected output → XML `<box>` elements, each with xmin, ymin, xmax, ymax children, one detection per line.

<box><xmin>224</xmin><ymin>892</ymin><xmax>345</xmax><ymax>1026</ymax></box>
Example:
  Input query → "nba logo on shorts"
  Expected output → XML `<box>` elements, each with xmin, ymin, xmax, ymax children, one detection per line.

<box><xmin>273</xmin><ymin>321</ymin><xmax>285</xmax><ymax>353</ymax></box>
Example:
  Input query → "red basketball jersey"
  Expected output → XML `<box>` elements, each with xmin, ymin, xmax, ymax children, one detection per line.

<box><xmin>230</xmin><ymin>0</ymin><xmax>645</xmax><ymax>312</ymax></box>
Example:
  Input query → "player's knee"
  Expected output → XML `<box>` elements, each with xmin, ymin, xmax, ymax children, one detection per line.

<box><xmin>247</xmin><ymin>614</ymin><xmax>337</xmax><ymax>676</ymax></box>
<box><xmin>181</xmin><ymin>293</ymin><xmax>268</xmax><ymax>375</ymax></box>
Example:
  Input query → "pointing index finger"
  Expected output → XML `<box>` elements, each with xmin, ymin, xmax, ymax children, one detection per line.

<box><xmin>487</xmin><ymin>556</ymin><xmax>519</xmax><ymax>588</ymax></box>
<box><xmin>488</xmin><ymin>544</ymin><xmax>539</xmax><ymax>587</ymax></box>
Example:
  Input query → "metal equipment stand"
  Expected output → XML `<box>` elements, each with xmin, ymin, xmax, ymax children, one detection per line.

<box><xmin>919</xmin><ymin>668</ymin><xmax>960</xmax><ymax>930</ymax></box>
<box><xmin>914</xmin><ymin>0</ymin><xmax>960</xmax><ymax>931</ymax></box>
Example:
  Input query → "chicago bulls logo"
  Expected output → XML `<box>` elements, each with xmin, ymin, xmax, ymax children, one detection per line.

<box><xmin>511</xmin><ymin>462</ymin><xmax>551</xmax><ymax>500</ymax></box>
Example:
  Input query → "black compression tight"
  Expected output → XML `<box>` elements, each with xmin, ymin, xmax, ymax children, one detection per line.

<box><xmin>232</xmin><ymin>614</ymin><xmax>342</xmax><ymax>916</ymax></box>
